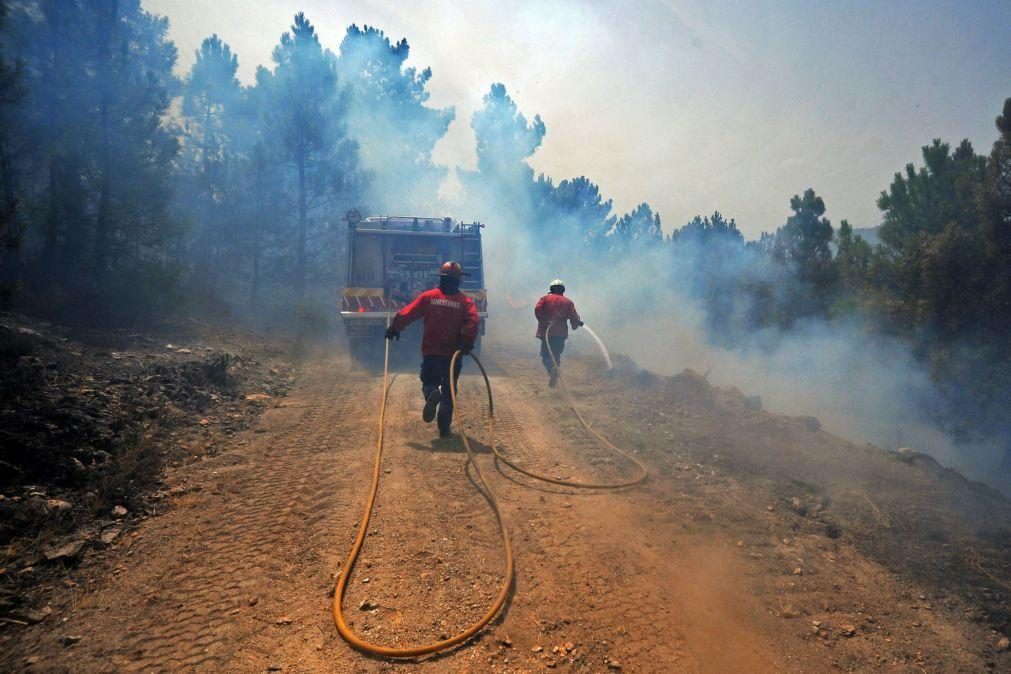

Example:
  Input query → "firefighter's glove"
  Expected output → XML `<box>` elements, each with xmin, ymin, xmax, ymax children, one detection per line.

<box><xmin>384</xmin><ymin>327</ymin><xmax>400</xmax><ymax>341</ymax></box>
<box><xmin>457</xmin><ymin>341</ymin><xmax>473</xmax><ymax>355</ymax></box>
<box><xmin>573</xmin><ymin>320</ymin><xmax>584</xmax><ymax>331</ymax></box>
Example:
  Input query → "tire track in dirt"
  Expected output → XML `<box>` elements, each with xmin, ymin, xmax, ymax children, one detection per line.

<box><xmin>10</xmin><ymin>352</ymin><xmax>828</xmax><ymax>672</ymax></box>
<box><xmin>121</xmin><ymin>376</ymin><xmax>369</xmax><ymax>671</ymax></box>
<box><xmin>487</xmin><ymin>375</ymin><xmax>693</xmax><ymax>669</ymax></box>
<box><xmin>477</xmin><ymin>373</ymin><xmax>803</xmax><ymax>671</ymax></box>
<box><xmin>230</xmin><ymin>366</ymin><xmax>516</xmax><ymax>673</ymax></box>
<box><xmin>16</xmin><ymin>367</ymin><xmax>373</xmax><ymax>673</ymax></box>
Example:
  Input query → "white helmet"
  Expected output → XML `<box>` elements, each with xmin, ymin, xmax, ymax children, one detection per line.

<box><xmin>549</xmin><ymin>279</ymin><xmax>565</xmax><ymax>291</ymax></box>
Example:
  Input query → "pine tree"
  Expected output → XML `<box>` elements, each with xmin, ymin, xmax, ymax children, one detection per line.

<box><xmin>540</xmin><ymin>176</ymin><xmax>615</xmax><ymax>247</ymax></box>
<box><xmin>834</xmin><ymin>220</ymin><xmax>872</xmax><ymax>300</ymax></box>
<box><xmin>611</xmin><ymin>202</ymin><xmax>662</xmax><ymax>251</ymax></box>
<box><xmin>4</xmin><ymin>0</ymin><xmax>180</xmax><ymax>319</ymax></box>
<box><xmin>670</xmin><ymin>211</ymin><xmax>743</xmax><ymax>246</ymax></box>
<box><xmin>256</xmin><ymin>13</ymin><xmax>364</xmax><ymax>301</ymax></box>
<box><xmin>471</xmin><ymin>83</ymin><xmax>545</xmax><ymax>181</ymax></box>
<box><xmin>180</xmin><ymin>34</ymin><xmax>241</xmax><ymax>291</ymax></box>
<box><xmin>766</xmin><ymin>188</ymin><xmax>837</xmax><ymax>320</ymax></box>
<box><xmin>0</xmin><ymin>0</ymin><xmax>26</xmax><ymax>302</ymax></box>
<box><xmin>979</xmin><ymin>98</ymin><xmax>1011</xmax><ymax>336</ymax></box>
<box><xmin>873</xmin><ymin>139</ymin><xmax>988</xmax><ymax>330</ymax></box>
<box><xmin>670</xmin><ymin>211</ymin><xmax>756</xmax><ymax>338</ymax></box>
<box><xmin>462</xmin><ymin>84</ymin><xmax>545</xmax><ymax>225</ymax></box>
<box><xmin>336</xmin><ymin>25</ymin><xmax>453</xmax><ymax>213</ymax></box>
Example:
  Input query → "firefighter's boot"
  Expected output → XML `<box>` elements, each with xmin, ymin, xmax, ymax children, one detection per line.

<box><xmin>435</xmin><ymin>382</ymin><xmax>456</xmax><ymax>437</ymax></box>
<box><xmin>548</xmin><ymin>367</ymin><xmax>559</xmax><ymax>388</ymax></box>
<box><xmin>437</xmin><ymin>400</ymin><xmax>453</xmax><ymax>438</ymax></box>
<box><xmin>422</xmin><ymin>388</ymin><xmax>440</xmax><ymax>423</ymax></box>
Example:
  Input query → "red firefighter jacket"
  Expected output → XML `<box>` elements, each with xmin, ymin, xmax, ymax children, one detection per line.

<box><xmin>534</xmin><ymin>293</ymin><xmax>581</xmax><ymax>339</ymax></box>
<box><xmin>392</xmin><ymin>288</ymin><xmax>480</xmax><ymax>357</ymax></box>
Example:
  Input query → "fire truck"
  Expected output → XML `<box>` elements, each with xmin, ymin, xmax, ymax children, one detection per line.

<box><xmin>340</xmin><ymin>213</ymin><xmax>488</xmax><ymax>362</ymax></box>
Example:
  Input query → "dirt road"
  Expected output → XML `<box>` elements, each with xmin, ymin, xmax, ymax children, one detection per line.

<box><xmin>5</xmin><ymin>345</ymin><xmax>1008</xmax><ymax>672</ymax></box>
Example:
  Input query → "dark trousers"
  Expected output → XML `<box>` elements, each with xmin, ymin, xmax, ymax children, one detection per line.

<box><xmin>539</xmin><ymin>336</ymin><xmax>566</xmax><ymax>373</ymax></box>
<box><xmin>420</xmin><ymin>355</ymin><xmax>463</xmax><ymax>435</ymax></box>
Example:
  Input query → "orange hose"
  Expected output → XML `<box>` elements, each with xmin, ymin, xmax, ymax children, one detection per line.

<box><xmin>484</xmin><ymin>323</ymin><xmax>648</xmax><ymax>489</ymax></box>
<box><xmin>333</xmin><ymin>320</ymin><xmax>646</xmax><ymax>658</ymax></box>
<box><xmin>332</xmin><ymin>337</ymin><xmax>513</xmax><ymax>657</ymax></box>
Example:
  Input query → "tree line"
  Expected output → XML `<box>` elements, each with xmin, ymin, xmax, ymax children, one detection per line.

<box><xmin>0</xmin><ymin>4</ymin><xmax>451</xmax><ymax>321</ymax></box>
<box><xmin>463</xmin><ymin>80</ymin><xmax>1009</xmax><ymax>463</ymax></box>
<box><xmin>0</xmin><ymin>3</ymin><xmax>1007</xmax><ymax>463</ymax></box>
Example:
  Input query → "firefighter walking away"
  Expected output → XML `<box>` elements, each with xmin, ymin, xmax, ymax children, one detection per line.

<box><xmin>386</xmin><ymin>262</ymin><xmax>480</xmax><ymax>437</ymax></box>
<box><xmin>535</xmin><ymin>279</ymin><xmax>583</xmax><ymax>387</ymax></box>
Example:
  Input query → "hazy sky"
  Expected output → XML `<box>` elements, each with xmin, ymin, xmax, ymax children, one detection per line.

<box><xmin>145</xmin><ymin>0</ymin><xmax>1010</xmax><ymax>238</ymax></box>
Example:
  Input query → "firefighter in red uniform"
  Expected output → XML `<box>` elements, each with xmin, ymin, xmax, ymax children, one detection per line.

<box><xmin>535</xmin><ymin>278</ymin><xmax>583</xmax><ymax>388</ymax></box>
<box><xmin>386</xmin><ymin>261</ymin><xmax>480</xmax><ymax>437</ymax></box>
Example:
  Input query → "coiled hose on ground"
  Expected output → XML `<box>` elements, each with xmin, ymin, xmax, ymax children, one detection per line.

<box><xmin>333</xmin><ymin>322</ymin><xmax>647</xmax><ymax>657</ymax></box>
<box><xmin>332</xmin><ymin>334</ymin><xmax>513</xmax><ymax>657</ymax></box>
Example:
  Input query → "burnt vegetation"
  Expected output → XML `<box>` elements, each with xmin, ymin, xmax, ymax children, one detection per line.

<box><xmin>0</xmin><ymin>313</ymin><xmax>293</xmax><ymax>622</ymax></box>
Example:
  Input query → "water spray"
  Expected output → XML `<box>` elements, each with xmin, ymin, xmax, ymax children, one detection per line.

<box><xmin>581</xmin><ymin>324</ymin><xmax>613</xmax><ymax>371</ymax></box>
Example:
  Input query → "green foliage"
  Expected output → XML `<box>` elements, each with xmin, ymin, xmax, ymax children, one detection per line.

<box><xmin>872</xmin><ymin>139</ymin><xmax>989</xmax><ymax>331</ymax></box>
<box><xmin>754</xmin><ymin>188</ymin><xmax>837</xmax><ymax>322</ymax></box>
<box><xmin>833</xmin><ymin>220</ymin><xmax>872</xmax><ymax>310</ymax></box>
<box><xmin>978</xmin><ymin>98</ymin><xmax>1011</xmax><ymax>337</ymax></box>
<box><xmin>0</xmin><ymin>0</ymin><xmax>180</xmax><ymax>321</ymax></box>
<box><xmin>255</xmin><ymin>13</ymin><xmax>364</xmax><ymax>302</ymax></box>
<box><xmin>855</xmin><ymin>103</ymin><xmax>1011</xmax><ymax>457</ymax></box>
<box><xmin>538</xmin><ymin>175</ymin><xmax>616</xmax><ymax>247</ymax></box>
<box><xmin>671</xmin><ymin>211</ymin><xmax>743</xmax><ymax>246</ymax></box>
<box><xmin>772</xmin><ymin>189</ymin><xmax>836</xmax><ymax>286</ymax></box>
<box><xmin>170</xmin><ymin>13</ymin><xmax>372</xmax><ymax>317</ymax></box>
<box><xmin>179</xmin><ymin>34</ymin><xmax>241</xmax><ymax>289</ymax></box>
<box><xmin>471</xmin><ymin>83</ymin><xmax>546</xmax><ymax>179</ymax></box>
<box><xmin>669</xmin><ymin>212</ymin><xmax>761</xmax><ymax>338</ymax></box>
<box><xmin>870</xmin><ymin>138</ymin><xmax>992</xmax><ymax>334</ymax></box>
<box><xmin>611</xmin><ymin>203</ymin><xmax>662</xmax><ymax>251</ymax></box>
<box><xmin>460</xmin><ymin>83</ymin><xmax>548</xmax><ymax>239</ymax></box>
<box><xmin>336</xmin><ymin>25</ymin><xmax>454</xmax><ymax>212</ymax></box>
<box><xmin>877</xmin><ymin>139</ymin><xmax>986</xmax><ymax>250</ymax></box>
<box><xmin>182</xmin><ymin>34</ymin><xmax>240</xmax><ymax>123</ymax></box>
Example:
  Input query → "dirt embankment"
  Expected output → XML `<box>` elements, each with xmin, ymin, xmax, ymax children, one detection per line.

<box><xmin>571</xmin><ymin>351</ymin><xmax>1011</xmax><ymax>670</ymax></box>
<box><xmin>0</xmin><ymin>331</ymin><xmax>1008</xmax><ymax>673</ymax></box>
<box><xmin>0</xmin><ymin>314</ymin><xmax>295</xmax><ymax>628</ymax></box>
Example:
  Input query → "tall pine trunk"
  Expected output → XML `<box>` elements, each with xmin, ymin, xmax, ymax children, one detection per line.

<box><xmin>250</xmin><ymin>156</ymin><xmax>263</xmax><ymax>309</ymax></box>
<box><xmin>93</xmin><ymin>0</ymin><xmax>118</xmax><ymax>280</ymax></box>
<box><xmin>0</xmin><ymin>137</ymin><xmax>21</xmax><ymax>297</ymax></box>
<box><xmin>41</xmin><ymin>159</ymin><xmax>59</xmax><ymax>279</ymax></box>
<box><xmin>195</xmin><ymin>103</ymin><xmax>214</xmax><ymax>291</ymax></box>
<box><xmin>295</xmin><ymin>148</ymin><xmax>307</xmax><ymax>301</ymax></box>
